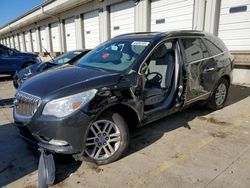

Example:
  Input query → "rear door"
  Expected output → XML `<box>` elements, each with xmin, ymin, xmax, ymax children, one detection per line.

<box><xmin>180</xmin><ymin>37</ymin><xmax>212</xmax><ymax>104</ymax></box>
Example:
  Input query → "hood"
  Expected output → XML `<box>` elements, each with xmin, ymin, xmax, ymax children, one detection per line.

<box><xmin>19</xmin><ymin>66</ymin><xmax>121</xmax><ymax>99</ymax></box>
<box><xmin>16</xmin><ymin>51</ymin><xmax>38</xmax><ymax>57</ymax></box>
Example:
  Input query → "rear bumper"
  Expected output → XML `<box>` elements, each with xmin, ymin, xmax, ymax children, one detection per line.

<box><xmin>14</xmin><ymin>110</ymin><xmax>92</xmax><ymax>154</ymax></box>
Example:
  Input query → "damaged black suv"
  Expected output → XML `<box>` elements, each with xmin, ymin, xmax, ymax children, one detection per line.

<box><xmin>14</xmin><ymin>31</ymin><xmax>233</xmax><ymax>165</ymax></box>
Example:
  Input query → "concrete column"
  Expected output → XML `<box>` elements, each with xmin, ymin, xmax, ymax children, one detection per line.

<box><xmin>204</xmin><ymin>0</ymin><xmax>221</xmax><ymax>35</ymax></box>
<box><xmin>75</xmin><ymin>14</ymin><xmax>84</xmax><ymax>49</ymax></box>
<box><xmin>45</xmin><ymin>25</ymin><xmax>52</xmax><ymax>52</ymax></box>
<box><xmin>59</xmin><ymin>20</ymin><xmax>66</xmax><ymax>53</ymax></box>
<box><xmin>193</xmin><ymin>0</ymin><xmax>206</xmax><ymax>30</ymax></box>
<box><xmin>135</xmin><ymin>0</ymin><xmax>150</xmax><ymax>32</ymax></box>
<box><xmin>99</xmin><ymin>5</ymin><xmax>110</xmax><ymax>43</ymax></box>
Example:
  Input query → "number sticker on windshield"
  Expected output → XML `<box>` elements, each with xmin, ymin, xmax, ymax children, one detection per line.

<box><xmin>131</xmin><ymin>41</ymin><xmax>150</xmax><ymax>46</ymax></box>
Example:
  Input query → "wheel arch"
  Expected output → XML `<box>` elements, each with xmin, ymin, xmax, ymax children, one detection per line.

<box><xmin>21</xmin><ymin>61</ymin><xmax>36</xmax><ymax>69</ymax></box>
<box><xmin>221</xmin><ymin>74</ymin><xmax>231</xmax><ymax>85</ymax></box>
<box><xmin>96</xmin><ymin>103</ymin><xmax>140</xmax><ymax>131</ymax></box>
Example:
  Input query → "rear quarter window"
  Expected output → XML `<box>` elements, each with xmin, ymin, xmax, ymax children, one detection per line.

<box><xmin>181</xmin><ymin>38</ymin><xmax>209</xmax><ymax>63</ymax></box>
<box><xmin>205</xmin><ymin>35</ymin><xmax>228</xmax><ymax>52</ymax></box>
<box><xmin>203</xmin><ymin>38</ymin><xmax>222</xmax><ymax>56</ymax></box>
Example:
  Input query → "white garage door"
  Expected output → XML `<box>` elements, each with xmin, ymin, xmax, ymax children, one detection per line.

<box><xmin>14</xmin><ymin>35</ymin><xmax>19</xmax><ymax>50</ymax></box>
<box><xmin>51</xmin><ymin>22</ymin><xmax>60</xmax><ymax>52</ymax></box>
<box><xmin>218</xmin><ymin>0</ymin><xmax>250</xmax><ymax>50</ymax></box>
<box><xmin>64</xmin><ymin>17</ymin><xmax>76</xmax><ymax>51</ymax></box>
<box><xmin>40</xmin><ymin>26</ymin><xmax>48</xmax><ymax>52</ymax></box>
<box><xmin>6</xmin><ymin>38</ymin><xmax>10</xmax><ymax>47</ymax></box>
<box><xmin>83</xmin><ymin>10</ymin><xmax>100</xmax><ymax>49</ymax></box>
<box><xmin>31</xmin><ymin>29</ymin><xmax>38</xmax><ymax>52</ymax></box>
<box><xmin>10</xmin><ymin>36</ymin><xmax>14</xmax><ymax>48</ymax></box>
<box><xmin>151</xmin><ymin>0</ymin><xmax>194</xmax><ymax>32</ymax></box>
<box><xmin>110</xmin><ymin>1</ymin><xmax>135</xmax><ymax>38</ymax></box>
<box><xmin>19</xmin><ymin>34</ymin><xmax>24</xmax><ymax>52</ymax></box>
<box><xmin>25</xmin><ymin>32</ymin><xmax>32</xmax><ymax>52</ymax></box>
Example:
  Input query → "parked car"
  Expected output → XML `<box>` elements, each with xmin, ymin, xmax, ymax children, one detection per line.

<box><xmin>13</xmin><ymin>49</ymin><xmax>90</xmax><ymax>88</ymax></box>
<box><xmin>0</xmin><ymin>44</ymin><xmax>41</xmax><ymax>75</ymax></box>
<box><xmin>13</xmin><ymin>31</ymin><xmax>233</xmax><ymax>165</ymax></box>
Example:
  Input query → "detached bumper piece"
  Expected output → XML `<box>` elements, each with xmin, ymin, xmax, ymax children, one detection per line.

<box><xmin>38</xmin><ymin>142</ymin><xmax>75</xmax><ymax>154</ymax></box>
<box><xmin>38</xmin><ymin>148</ymin><xmax>55</xmax><ymax>188</ymax></box>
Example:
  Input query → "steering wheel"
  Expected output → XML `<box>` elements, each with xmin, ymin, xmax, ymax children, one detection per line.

<box><xmin>146</xmin><ymin>72</ymin><xmax>162</xmax><ymax>82</ymax></box>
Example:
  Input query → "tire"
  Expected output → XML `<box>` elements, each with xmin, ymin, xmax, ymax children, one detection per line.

<box><xmin>13</xmin><ymin>73</ymin><xmax>20</xmax><ymax>89</ymax></box>
<box><xmin>84</xmin><ymin>112</ymin><xmax>129</xmax><ymax>165</ymax></box>
<box><xmin>207</xmin><ymin>78</ymin><xmax>229</xmax><ymax>110</ymax></box>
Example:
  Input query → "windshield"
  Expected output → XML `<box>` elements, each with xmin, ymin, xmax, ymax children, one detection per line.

<box><xmin>52</xmin><ymin>51</ymin><xmax>82</xmax><ymax>64</ymax></box>
<box><xmin>77</xmin><ymin>39</ymin><xmax>151</xmax><ymax>72</ymax></box>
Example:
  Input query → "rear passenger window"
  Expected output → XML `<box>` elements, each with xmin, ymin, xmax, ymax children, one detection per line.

<box><xmin>204</xmin><ymin>39</ymin><xmax>222</xmax><ymax>56</ymax></box>
<box><xmin>181</xmin><ymin>38</ymin><xmax>208</xmax><ymax>64</ymax></box>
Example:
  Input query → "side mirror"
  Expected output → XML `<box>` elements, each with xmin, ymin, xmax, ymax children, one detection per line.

<box><xmin>8</xmin><ymin>49</ymin><xmax>14</xmax><ymax>56</ymax></box>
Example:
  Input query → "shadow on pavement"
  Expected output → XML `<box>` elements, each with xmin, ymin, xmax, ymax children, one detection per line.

<box><xmin>0</xmin><ymin>98</ymin><xmax>14</xmax><ymax>109</ymax></box>
<box><xmin>0</xmin><ymin>84</ymin><xmax>249</xmax><ymax>186</ymax></box>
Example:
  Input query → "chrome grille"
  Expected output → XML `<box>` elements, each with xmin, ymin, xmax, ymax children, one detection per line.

<box><xmin>14</xmin><ymin>92</ymin><xmax>41</xmax><ymax>117</ymax></box>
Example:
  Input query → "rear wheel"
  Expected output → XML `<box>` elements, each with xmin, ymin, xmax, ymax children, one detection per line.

<box><xmin>207</xmin><ymin>78</ymin><xmax>229</xmax><ymax>110</ymax></box>
<box><xmin>84</xmin><ymin>112</ymin><xmax>129</xmax><ymax>165</ymax></box>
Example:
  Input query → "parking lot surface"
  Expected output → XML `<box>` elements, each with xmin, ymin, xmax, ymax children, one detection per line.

<box><xmin>0</xmin><ymin>75</ymin><xmax>250</xmax><ymax>188</ymax></box>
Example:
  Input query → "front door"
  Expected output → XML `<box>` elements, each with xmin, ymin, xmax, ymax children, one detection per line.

<box><xmin>140</xmin><ymin>40</ymin><xmax>178</xmax><ymax>123</ymax></box>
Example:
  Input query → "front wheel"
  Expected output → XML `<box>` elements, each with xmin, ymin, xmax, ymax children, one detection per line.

<box><xmin>84</xmin><ymin>112</ymin><xmax>129</xmax><ymax>165</ymax></box>
<box><xmin>207</xmin><ymin>78</ymin><xmax>229</xmax><ymax>110</ymax></box>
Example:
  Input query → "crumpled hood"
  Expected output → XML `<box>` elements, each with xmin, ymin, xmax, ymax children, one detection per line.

<box><xmin>19</xmin><ymin>66</ymin><xmax>121</xmax><ymax>99</ymax></box>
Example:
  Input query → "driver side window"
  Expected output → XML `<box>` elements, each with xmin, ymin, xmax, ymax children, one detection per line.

<box><xmin>0</xmin><ymin>46</ymin><xmax>9</xmax><ymax>56</ymax></box>
<box><xmin>145</xmin><ymin>41</ymin><xmax>175</xmax><ymax>89</ymax></box>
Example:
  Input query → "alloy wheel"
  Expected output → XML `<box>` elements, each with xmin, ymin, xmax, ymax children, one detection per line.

<box><xmin>85</xmin><ymin>120</ymin><xmax>121</xmax><ymax>160</ymax></box>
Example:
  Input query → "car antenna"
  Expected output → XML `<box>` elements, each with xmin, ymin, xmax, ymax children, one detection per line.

<box><xmin>40</xmin><ymin>44</ymin><xmax>55</xmax><ymax>63</ymax></box>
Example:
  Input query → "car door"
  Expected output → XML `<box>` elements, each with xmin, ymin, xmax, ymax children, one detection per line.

<box><xmin>0</xmin><ymin>46</ymin><xmax>19</xmax><ymax>73</ymax></box>
<box><xmin>180</xmin><ymin>37</ymin><xmax>212</xmax><ymax>105</ymax></box>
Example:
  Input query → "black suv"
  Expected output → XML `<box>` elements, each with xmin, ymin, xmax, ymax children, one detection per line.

<box><xmin>14</xmin><ymin>31</ymin><xmax>233</xmax><ymax>165</ymax></box>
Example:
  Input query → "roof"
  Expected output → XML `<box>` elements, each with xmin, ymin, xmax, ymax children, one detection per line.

<box><xmin>114</xmin><ymin>30</ymin><xmax>206</xmax><ymax>40</ymax></box>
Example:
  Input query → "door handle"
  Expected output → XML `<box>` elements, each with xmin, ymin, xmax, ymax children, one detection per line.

<box><xmin>204</xmin><ymin>67</ymin><xmax>215</xmax><ymax>72</ymax></box>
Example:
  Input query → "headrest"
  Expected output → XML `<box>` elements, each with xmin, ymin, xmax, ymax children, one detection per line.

<box><xmin>153</xmin><ymin>45</ymin><xmax>167</xmax><ymax>58</ymax></box>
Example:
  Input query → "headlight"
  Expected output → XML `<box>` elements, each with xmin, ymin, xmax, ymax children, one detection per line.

<box><xmin>42</xmin><ymin>89</ymin><xmax>97</xmax><ymax>117</ymax></box>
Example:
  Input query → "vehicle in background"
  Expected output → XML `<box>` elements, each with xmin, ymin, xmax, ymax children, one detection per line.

<box><xmin>14</xmin><ymin>31</ymin><xmax>233</xmax><ymax>165</ymax></box>
<box><xmin>0</xmin><ymin>44</ymin><xmax>41</xmax><ymax>75</ymax></box>
<box><xmin>13</xmin><ymin>49</ymin><xmax>91</xmax><ymax>88</ymax></box>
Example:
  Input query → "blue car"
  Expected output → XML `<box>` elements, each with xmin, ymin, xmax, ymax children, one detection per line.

<box><xmin>0</xmin><ymin>44</ymin><xmax>41</xmax><ymax>75</ymax></box>
<box><xmin>13</xmin><ymin>49</ymin><xmax>90</xmax><ymax>88</ymax></box>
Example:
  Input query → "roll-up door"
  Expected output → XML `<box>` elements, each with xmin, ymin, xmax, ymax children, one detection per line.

<box><xmin>10</xmin><ymin>36</ymin><xmax>14</xmax><ymax>48</ymax></box>
<box><xmin>83</xmin><ymin>10</ymin><xmax>100</xmax><ymax>49</ymax></box>
<box><xmin>31</xmin><ymin>29</ymin><xmax>38</xmax><ymax>52</ymax></box>
<box><xmin>218</xmin><ymin>0</ymin><xmax>250</xmax><ymax>50</ymax></box>
<box><xmin>6</xmin><ymin>38</ymin><xmax>10</xmax><ymax>47</ymax></box>
<box><xmin>151</xmin><ymin>0</ymin><xmax>194</xmax><ymax>31</ymax></box>
<box><xmin>25</xmin><ymin>31</ymin><xmax>32</xmax><ymax>52</ymax></box>
<box><xmin>14</xmin><ymin>35</ymin><xmax>19</xmax><ymax>50</ymax></box>
<box><xmin>51</xmin><ymin>22</ymin><xmax>60</xmax><ymax>52</ymax></box>
<box><xmin>110</xmin><ymin>1</ymin><xmax>135</xmax><ymax>38</ymax></box>
<box><xmin>64</xmin><ymin>17</ymin><xmax>76</xmax><ymax>51</ymax></box>
<box><xmin>19</xmin><ymin>34</ymin><xmax>24</xmax><ymax>52</ymax></box>
<box><xmin>40</xmin><ymin>26</ymin><xmax>48</xmax><ymax>52</ymax></box>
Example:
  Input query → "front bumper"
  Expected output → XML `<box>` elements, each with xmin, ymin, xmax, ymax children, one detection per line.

<box><xmin>14</xmin><ymin>110</ymin><xmax>92</xmax><ymax>154</ymax></box>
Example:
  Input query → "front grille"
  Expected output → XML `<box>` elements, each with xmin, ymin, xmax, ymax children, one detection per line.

<box><xmin>14</xmin><ymin>91</ymin><xmax>41</xmax><ymax>117</ymax></box>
